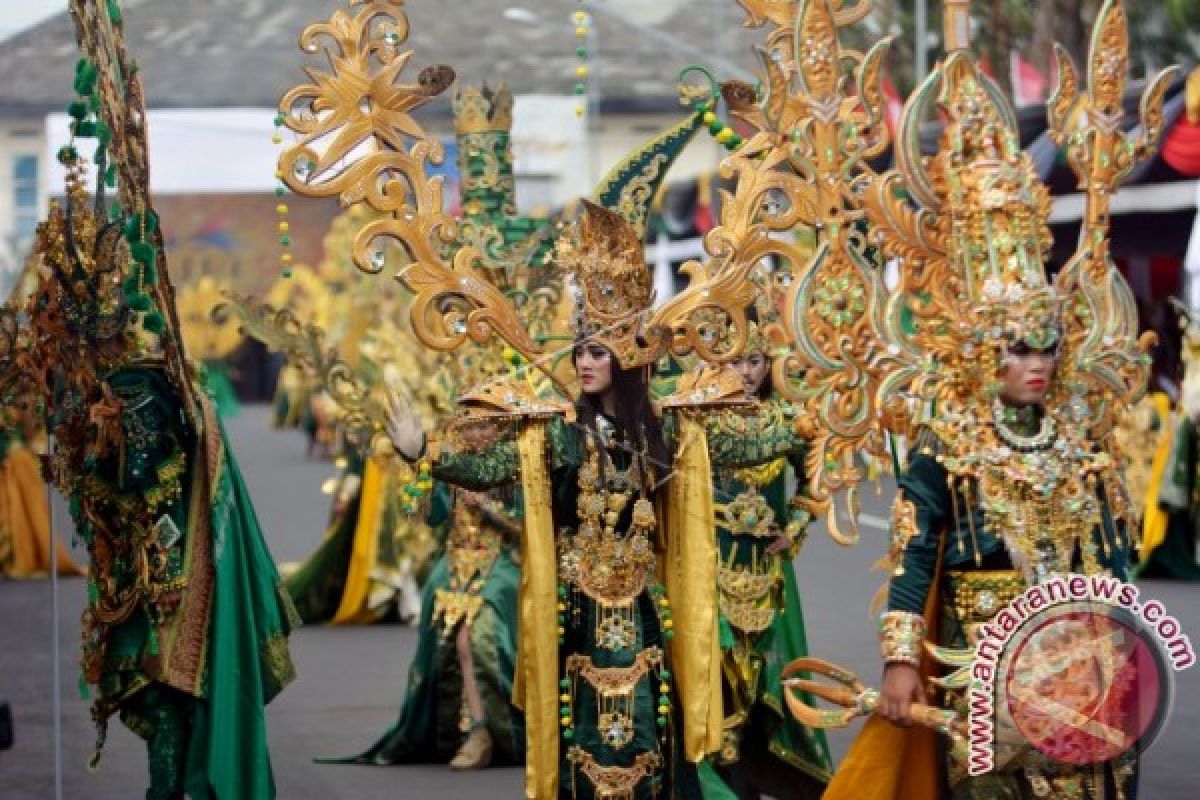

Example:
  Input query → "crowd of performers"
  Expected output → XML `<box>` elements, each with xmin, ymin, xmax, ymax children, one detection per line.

<box><xmin>2</xmin><ymin>1</ymin><xmax>1200</xmax><ymax>800</ymax></box>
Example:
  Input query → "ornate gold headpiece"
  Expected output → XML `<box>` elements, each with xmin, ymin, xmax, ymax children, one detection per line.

<box><xmin>559</xmin><ymin>200</ymin><xmax>666</xmax><ymax>370</ymax></box>
<box><xmin>896</xmin><ymin>34</ymin><xmax>1058</xmax><ymax>351</ymax></box>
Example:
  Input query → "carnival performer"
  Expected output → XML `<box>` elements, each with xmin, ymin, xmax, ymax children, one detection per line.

<box><xmin>701</xmin><ymin>322</ymin><xmax>831</xmax><ymax>799</ymax></box>
<box><xmin>334</xmin><ymin>482</ymin><xmax>523</xmax><ymax>770</ymax></box>
<box><xmin>0</xmin><ymin>410</ymin><xmax>83</xmax><ymax>578</ymax></box>
<box><xmin>284</xmin><ymin>441</ymin><xmax>432</xmax><ymax>625</ymax></box>
<box><xmin>0</xmin><ymin>3</ymin><xmax>298</xmax><ymax>797</ymax></box>
<box><xmin>381</xmin><ymin>116</ymin><xmax>813</xmax><ymax>795</ymax></box>
<box><xmin>818</xmin><ymin>2</ymin><xmax>1164</xmax><ymax>797</ymax></box>
<box><xmin>1153</xmin><ymin>310</ymin><xmax>1200</xmax><ymax>580</ymax></box>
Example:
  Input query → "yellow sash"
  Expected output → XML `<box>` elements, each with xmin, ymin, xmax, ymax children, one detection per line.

<box><xmin>331</xmin><ymin>458</ymin><xmax>386</xmax><ymax>624</ymax></box>
<box><xmin>664</xmin><ymin>413</ymin><xmax>723</xmax><ymax>760</ymax></box>
<box><xmin>514</xmin><ymin>422</ymin><xmax>559</xmax><ymax>799</ymax></box>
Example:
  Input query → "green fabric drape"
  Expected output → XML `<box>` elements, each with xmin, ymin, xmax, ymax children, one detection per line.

<box><xmin>185</xmin><ymin>417</ymin><xmax>297</xmax><ymax>799</ymax></box>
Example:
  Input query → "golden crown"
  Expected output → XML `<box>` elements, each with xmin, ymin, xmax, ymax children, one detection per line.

<box><xmin>453</xmin><ymin>84</ymin><xmax>514</xmax><ymax>135</ymax></box>
<box><xmin>559</xmin><ymin>200</ymin><xmax>667</xmax><ymax>370</ymax></box>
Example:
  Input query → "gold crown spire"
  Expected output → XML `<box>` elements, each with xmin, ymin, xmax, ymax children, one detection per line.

<box><xmin>453</xmin><ymin>84</ymin><xmax>514</xmax><ymax>135</ymax></box>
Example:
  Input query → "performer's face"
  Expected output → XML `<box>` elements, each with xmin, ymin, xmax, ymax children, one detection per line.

<box><xmin>1001</xmin><ymin>341</ymin><xmax>1059</xmax><ymax>405</ymax></box>
<box><xmin>574</xmin><ymin>341</ymin><xmax>614</xmax><ymax>395</ymax></box>
<box><xmin>733</xmin><ymin>353</ymin><xmax>769</xmax><ymax>396</ymax></box>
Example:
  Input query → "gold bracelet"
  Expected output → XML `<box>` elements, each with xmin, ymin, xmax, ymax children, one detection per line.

<box><xmin>879</xmin><ymin>611</ymin><xmax>926</xmax><ymax>666</ymax></box>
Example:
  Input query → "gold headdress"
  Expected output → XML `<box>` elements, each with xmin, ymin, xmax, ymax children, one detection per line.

<box><xmin>703</xmin><ymin>0</ymin><xmax>1176</xmax><ymax>541</ymax></box>
<box><xmin>558</xmin><ymin>200</ymin><xmax>665</xmax><ymax>370</ymax></box>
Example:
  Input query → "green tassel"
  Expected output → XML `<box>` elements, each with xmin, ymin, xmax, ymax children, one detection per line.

<box><xmin>106</xmin><ymin>0</ymin><xmax>122</xmax><ymax>24</ymax></box>
<box><xmin>142</xmin><ymin>311</ymin><xmax>166</xmax><ymax>335</ymax></box>
<box><xmin>127</xmin><ymin>293</ymin><xmax>153</xmax><ymax>313</ymax></box>
<box><xmin>140</xmin><ymin>258</ymin><xmax>157</xmax><ymax>285</ymax></box>
<box><xmin>142</xmin><ymin>211</ymin><xmax>159</xmax><ymax>234</ymax></box>
<box><xmin>73</xmin><ymin>61</ymin><xmax>98</xmax><ymax>96</ymax></box>
<box><xmin>130</xmin><ymin>241</ymin><xmax>156</xmax><ymax>268</ymax></box>
<box><xmin>74</xmin><ymin>120</ymin><xmax>96</xmax><ymax>138</ymax></box>
<box><xmin>78</xmin><ymin>672</ymin><xmax>90</xmax><ymax>700</ymax></box>
<box><xmin>103</xmin><ymin>164</ymin><xmax>117</xmax><ymax>188</ymax></box>
<box><xmin>147</xmin><ymin>626</ymin><xmax>160</xmax><ymax>656</ymax></box>
<box><xmin>67</xmin><ymin>100</ymin><xmax>88</xmax><ymax>120</ymax></box>
<box><xmin>122</xmin><ymin>215</ymin><xmax>142</xmax><ymax>242</ymax></box>
<box><xmin>94</xmin><ymin>121</ymin><xmax>112</xmax><ymax>148</ymax></box>
<box><xmin>122</xmin><ymin>267</ymin><xmax>142</xmax><ymax>292</ymax></box>
<box><xmin>56</xmin><ymin>145</ymin><xmax>79</xmax><ymax>165</ymax></box>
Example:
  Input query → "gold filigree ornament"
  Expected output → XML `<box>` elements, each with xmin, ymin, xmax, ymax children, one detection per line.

<box><xmin>221</xmin><ymin>294</ymin><xmax>397</xmax><ymax>450</ymax></box>
<box><xmin>565</xmin><ymin>648</ymin><xmax>664</xmax><ymax>752</ymax></box>
<box><xmin>566</xmin><ymin>748</ymin><xmax>663</xmax><ymax>800</ymax></box>
<box><xmin>279</xmin><ymin>0</ymin><xmax>562</xmax><ymax>393</ymax></box>
<box><xmin>716</xmin><ymin>0</ymin><xmax>1170</xmax><ymax>555</ymax></box>
<box><xmin>281</xmin><ymin>4</ymin><xmax>784</xmax><ymax>404</ymax></box>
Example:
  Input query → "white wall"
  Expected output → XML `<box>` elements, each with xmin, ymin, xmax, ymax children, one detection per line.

<box><xmin>0</xmin><ymin>119</ymin><xmax>46</xmax><ymax>295</ymax></box>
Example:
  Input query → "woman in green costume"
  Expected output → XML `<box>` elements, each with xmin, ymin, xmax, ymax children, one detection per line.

<box><xmin>338</xmin><ymin>482</ymin><xmax>523</xmax><ymax>769</ymax></box>
<box><xmin>702</xmin><ymin>327</ymin><xmax>831</xmax><ymax>799</ymax></box>
<box><xmin>384</xmin><ymin>178</ymin><xmax>822</xmax><ymax>797</ymax></box>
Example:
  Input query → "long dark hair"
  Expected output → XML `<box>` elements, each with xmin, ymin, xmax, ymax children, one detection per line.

<box><xmin>573</xmin><ymin>346</ymin><xmax>669</xmax><ymax>489</ymax></box>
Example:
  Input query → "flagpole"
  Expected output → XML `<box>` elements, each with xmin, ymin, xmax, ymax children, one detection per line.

<box><xmin>915</xmin><ymin>0</ymin><xmax>928</xmax><ymax>83</ymax></box>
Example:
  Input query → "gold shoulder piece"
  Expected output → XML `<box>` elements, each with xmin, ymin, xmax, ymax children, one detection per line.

<box><xmin>458</xmin><ymin>376</ymin><xmax>571</xmax><ymax>421</ymax></box>
<box><xmin>655</xmin><ymin>365</ymin><xmax>750</xmax><ymax>411</ymax></box>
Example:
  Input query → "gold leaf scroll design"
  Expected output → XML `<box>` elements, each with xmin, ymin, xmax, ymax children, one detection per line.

<box><xmin>356</xmin><ymin>210</ymin><xmax>552</xmax><ymax>383</ymax></box>
<box><xmin>1046</xmin><ymin>0</ymin><xmax>1174</xmax><ymax>437</ymax></box>
<box><xmin>735</xmin><ymin>0</ymin><xmax>871</xmax><ymax>32</ymax></box>
<box><xmin>763</xmin><ymin>1</ymin><xmax>895</xmax><ymax>543</ymax></box>
<box><xmin>222</xmin><ymin>294</ymin><xmax>383</xmax><ymax>447</ymax></box>
<box><xmin>278</xmin><ymin>0</ymin><xmax>454</xmax><ymax>205</ymax></box>
<box><xmin>649</xmin><ymin>142</ymin><xmax>809</xmax><ymax>364</ymax></box>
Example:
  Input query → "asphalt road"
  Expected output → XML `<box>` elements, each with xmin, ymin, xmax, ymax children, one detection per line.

<box><xmin>1</xmin><ymin>405</ymin><xmax>1197</xmax><ymax>798</ymax></box>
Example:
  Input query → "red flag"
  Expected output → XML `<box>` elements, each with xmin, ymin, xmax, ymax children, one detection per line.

<box><xmin>1010</xmin><ymin>51</ymin><xmax>1048</xmax><ymax>107</ymax></box>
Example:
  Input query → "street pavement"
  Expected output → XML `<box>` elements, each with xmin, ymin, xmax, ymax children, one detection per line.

<box><xmin>1</xmin><ymin>404</ymin><xmax>1197</xmax><ymax>798</ymax></box>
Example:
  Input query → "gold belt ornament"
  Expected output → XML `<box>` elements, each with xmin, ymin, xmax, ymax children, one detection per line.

<box><xmin>567</xmin><ymin>747</ymin><xmax>662</xmax><ymax>800</ymax></box>
<box><xmin>564</xmin><ymin>649</ymin><xmax>664</xmax><ymax>751</ymax></box>
<box><xmin>716</xmin><ymin>491</ymin><xmax>776</xmax><ymax>538</ymax></box>
<box><xmin>717</xmin><ymin>558</ymin><xmax>778</xmax><ymax>634</ymax></box>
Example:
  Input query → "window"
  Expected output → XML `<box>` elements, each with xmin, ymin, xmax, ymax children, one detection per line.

<box><xmin>12</xmin><ymin>154</ymin><xmax>38</xmax><ymax>252</ymax></box>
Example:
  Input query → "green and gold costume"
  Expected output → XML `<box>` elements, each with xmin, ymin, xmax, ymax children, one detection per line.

<box><xmin>343</xmin><ymin>481</ymin><xmax>524</xmax><ymax>765</ymax></box>
<box><xmin>704</xmin><ymin>397</ymin><xmax>831</xmax><ymax>798</ymax></box>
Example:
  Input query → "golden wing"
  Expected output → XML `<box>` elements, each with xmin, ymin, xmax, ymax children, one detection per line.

<box><xmin>278</xmin><ymin>0</ymin><xmax>548</xmax><ymax>389</ymax></box>
<box><xmin>1048</xmin><ymin>0</ymin><xmax>1175</xmax><ymax>439</ymax></box>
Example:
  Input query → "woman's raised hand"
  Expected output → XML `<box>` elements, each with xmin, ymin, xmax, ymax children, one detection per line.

<box><xmin>383</xmin><ymin>385</ymin><xmax>425</xmax><ymax>461</ymax></box>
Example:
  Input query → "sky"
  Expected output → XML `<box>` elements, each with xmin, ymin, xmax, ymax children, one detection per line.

<box><xmin>0</xmin><ymin>1</ymin><xmax>67</xmax><ymax>41</ymax></box>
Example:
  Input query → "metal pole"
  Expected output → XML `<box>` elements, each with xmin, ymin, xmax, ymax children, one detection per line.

<box><xmin>915</xmin><ymin>0</ymin><xmax>929</xmax><ymax>83</ymax></box>
<box><xmin>48</xmin><ymin>442</ymin><xmax>63</xmax><ymax>800</ymax></box>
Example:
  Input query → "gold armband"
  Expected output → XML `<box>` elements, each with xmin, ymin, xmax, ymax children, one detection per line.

<box><xmin>879</xmin><ymin>611</ymin><xmax>926</xmax><ymax>666</ymax></box>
